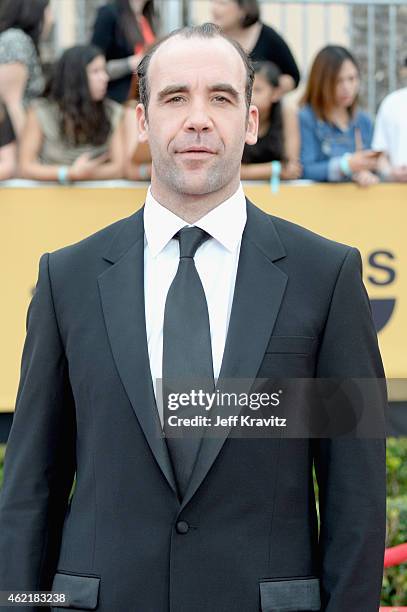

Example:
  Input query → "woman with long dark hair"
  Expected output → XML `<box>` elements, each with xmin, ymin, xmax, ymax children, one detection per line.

<box><xmin>241</xmin><ymin>61</ymin><xmax>301</xmax><ymax>180</ymax></box>
<box><xmin>210</xmin><ymin>0</ymin><xmax>300</xmax><ymax>93</ymax></box>
<box><xmin>299</xmin><ymin>45</ymin><xmax>379</xmax><ymax>186</ymax></box>
<box><xmin>19</xmin><ymin>45</ymin><xmax>124</xmax><ymax>182</ymax></box>
<box><xmin>0</xmin><ymin>0</ymin><xmax>53</xmax><ymax>136</ymax></box>
<box><xmin>91</xmin><ymin>0</ymin><xmax>158</xmax><ymax>103</ymax></box>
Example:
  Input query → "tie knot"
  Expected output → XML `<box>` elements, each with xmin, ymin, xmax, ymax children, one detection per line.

<box><xmin>176</xmin><ymin>227</ymin><xmax>210</xmax><ymax>259</ymax></box>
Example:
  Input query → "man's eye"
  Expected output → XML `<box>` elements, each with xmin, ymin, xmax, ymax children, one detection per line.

<box><xmin>166</xmin><ymin>95</ymin><xmax>229</xmax><ymax>104</ymax></box>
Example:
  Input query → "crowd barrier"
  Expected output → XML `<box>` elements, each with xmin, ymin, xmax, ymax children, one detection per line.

<box><xmin>1</xmin><ymin>180</ymin><xmax>406</xmax><ymax>412</ymax></box>
<box><xmin>384</xmin><ymin>542</ymin><xmax>407</xmax><ymax>568</ymax></box>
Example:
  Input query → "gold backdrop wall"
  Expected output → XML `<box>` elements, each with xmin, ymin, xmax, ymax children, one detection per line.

<box><xmin>1</xmin><ymin>182</ymin><xmax>406</xmax><ymax>411</ymax></box>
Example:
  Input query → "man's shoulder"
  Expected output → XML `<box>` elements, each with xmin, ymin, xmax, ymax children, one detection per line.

<box><xmin>250</xmin><ymin>202</ymin><xmax>350</xmax><ymax>254</ymax></box>
<box><xmin>249</xmin><ymin>202</ymin><xmax>353</xmax><ymax>270</ymax></box>
<box><xmin>272</xmin><ymin>213</ymin><xmax>350</xmax><ymax>254</ymax></box>
<box><xmin>48</xmin><ymin>209</ymin><xmax>142</xmax><ymax>267</ymax></box>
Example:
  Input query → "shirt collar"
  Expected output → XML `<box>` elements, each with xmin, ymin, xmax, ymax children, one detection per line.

<box><xmin>144</xmin><ymin>183</ymin><xmax>247</xmax><ymax>257</ymax></box>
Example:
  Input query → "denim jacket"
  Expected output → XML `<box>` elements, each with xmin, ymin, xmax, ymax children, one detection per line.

<box><xmin>299</xmin><ymin>104</ymin><xmax>374</xmax><ymax>181</ymax></box>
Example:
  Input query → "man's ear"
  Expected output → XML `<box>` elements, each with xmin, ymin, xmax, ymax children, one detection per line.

<box><xmin>245</xmin><ymin>104</ymin><xmax>259</xmax><ymax>146</ymax></box>
<box><xmin>135</xmin><ymin>103</ymin><xmax>149</xmax><ymax>142</ymax></box>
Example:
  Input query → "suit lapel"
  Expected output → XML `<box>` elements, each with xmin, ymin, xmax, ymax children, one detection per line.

<box><xmin>96</xmin><ymin>200</ymin><xmax>288</xmax><ymax>509</ymax></box>
<box><xmin>180</xmin><ymin>200</ymin><xmax>288</xmax><ymax>511</ymax></box>
<box><xmin>97</xmin><ymin>208</ymin><xmax>178</xmax><ymax>497</ymax></box>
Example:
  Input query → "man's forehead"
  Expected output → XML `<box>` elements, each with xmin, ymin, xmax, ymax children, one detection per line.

<box><xmin>149</xmin><ymin>35</ymin><xmax>245</xmax><ymax>88</ymax></box>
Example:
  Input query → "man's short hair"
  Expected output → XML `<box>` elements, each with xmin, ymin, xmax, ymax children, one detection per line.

<box><xmin>137</xmin><ymin>22</ymin><xmax>254</xmax><ymax>121</ymax></box>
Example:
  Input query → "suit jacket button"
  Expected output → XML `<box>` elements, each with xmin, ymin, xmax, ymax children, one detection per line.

<box><xmin>176</xmin><ymin>520</ymin><xmax>189</xmax><ymax>534</ymax></box>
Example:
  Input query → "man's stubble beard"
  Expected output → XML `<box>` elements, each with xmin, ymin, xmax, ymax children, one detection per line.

<box><xmin>151</xmin><ymin>147</ymin><xmax>243</xmax><ymax>196</ymax></box>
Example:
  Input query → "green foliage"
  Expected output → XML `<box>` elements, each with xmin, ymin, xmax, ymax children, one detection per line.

<box><xmin>387</xmin><ymin>438</ymin><xmax>407</xmax><ymax>497</ymax></box>
<box><xmin>381</xmin><ymin>494</ymin><xmax>407</xmax><ymax>606</ymax></box>
<box><xmin>380</xmin><ymin>438</ymin><xmax>407</xmax><ymax>606</ymax></box>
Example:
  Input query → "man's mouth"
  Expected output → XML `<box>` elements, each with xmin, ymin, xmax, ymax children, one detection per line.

<box><xmin>176</xmin><ymin>148</ymin><xmax>217</xmax><ymax>161</ymax></box>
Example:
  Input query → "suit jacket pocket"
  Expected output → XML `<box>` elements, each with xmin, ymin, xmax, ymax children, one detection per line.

<box><xmin>259</xmin><ymin>576</ymin><xmax>321</xmax><ymax>611</ymax></box>
<box><xmin>51</xmin><ymin>571</ymin><xmax>100</xmax><ymax>609</ymax></box>
<box><xmin>265</xmin><ymin>336</ymin><xmax>316</xmax><ymax>355</ymax></box>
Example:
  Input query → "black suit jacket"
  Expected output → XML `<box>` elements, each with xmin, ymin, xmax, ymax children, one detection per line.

<box><xmin>0</xmin><ymin>200</ymin><xmax>386</xmax><ymax>611</ymax></box>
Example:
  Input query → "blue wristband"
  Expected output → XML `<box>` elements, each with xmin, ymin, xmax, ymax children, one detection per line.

<box><xmin>57</xmin><ymin>166</ymin><xmax>70</xmax><ymax>185</ymax></box>
<box><xmin>270</xmin><ymin>161</ymin><xmax>282</xmax><ymax>194</ymax></box>
<box><xmin>340</xmin><ymin>153</ymin><xmax>352</xmax><ymax>177</ymax></box>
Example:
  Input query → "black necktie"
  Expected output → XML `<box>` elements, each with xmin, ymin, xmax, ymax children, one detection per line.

<box><xmin>162</xmin><ymin>226</ymin><xmax>214</xmax><ymax>499</ymax></box>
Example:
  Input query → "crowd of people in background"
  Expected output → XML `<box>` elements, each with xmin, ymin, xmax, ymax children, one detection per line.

<box><xmin>0</xmin><ymin>0</ymin><xmax>406</xmax><ymax>185</ymax></box>
<box><xmin>19</xmin><ymin>45</ymin><xmax>124</xmax><ymax>182</ymax></box>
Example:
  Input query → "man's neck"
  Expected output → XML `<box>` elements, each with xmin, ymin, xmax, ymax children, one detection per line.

<box><xmin>149</xmin><ymin>180</ymin><xmax>240</xmax><ymax>224</ymax></box>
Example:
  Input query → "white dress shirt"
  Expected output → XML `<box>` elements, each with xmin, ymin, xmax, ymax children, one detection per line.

<box><xmin>372</xmin><ymin>87</ymin><xmax>407</xmax><ymax>166</ymax></box>
<box><xmin>143</xmin><ymin>183</ymin><xmax>247</xmax><ymax>424</ymax></box>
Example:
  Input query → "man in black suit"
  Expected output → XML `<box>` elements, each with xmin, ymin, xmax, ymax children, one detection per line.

<box><xmin>0</xmin><ymin>23</ymin><xmax>386</xmax><ymax>612</ymax></box>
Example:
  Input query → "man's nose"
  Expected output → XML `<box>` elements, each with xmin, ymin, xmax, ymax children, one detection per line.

<box><xmin>183</xmin><ymin>102</ymin><xmax>213</xmax><ymax>132</ymax></box>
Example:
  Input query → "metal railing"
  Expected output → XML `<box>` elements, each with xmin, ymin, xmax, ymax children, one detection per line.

<box><xmin>50</xmin><ymin>0</ymin><xmax>406</xmax><ymax>116</ymax></box>
<box><xmin>237</xmin><ymin>0</ymin><xmax>405</xmax><ymax>115</ymax></box>
<box><xmin>190</xmin><ymin>0</ymin><xmax>406</xmax><ymax>114</ymax></box>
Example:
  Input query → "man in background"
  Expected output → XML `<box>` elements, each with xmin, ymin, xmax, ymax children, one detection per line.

<box><xmin>373</xmin><ymin>54</ymin><xmax>407</xmax><ymax>181</ymax></box>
